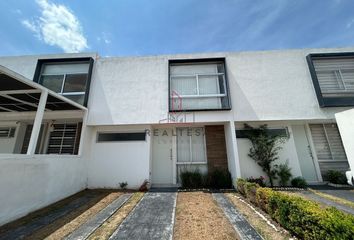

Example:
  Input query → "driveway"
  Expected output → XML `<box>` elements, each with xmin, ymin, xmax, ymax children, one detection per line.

<box><xmin>109</xmin><ymin>192</ymin><xmax>177</xmax><ymax>240</ymax></box>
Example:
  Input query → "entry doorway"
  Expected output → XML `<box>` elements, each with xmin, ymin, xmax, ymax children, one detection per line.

<box><xmin>151</xmin><ymin>128</ymin><xmax>175</xmax><ymax>186</ymax></box>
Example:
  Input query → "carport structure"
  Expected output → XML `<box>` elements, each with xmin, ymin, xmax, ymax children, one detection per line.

<box><xmin>0</xmin><ymin>65</ymin><xmax>89</xmax><ymax>226</ymax></box>
<box><xmin>0</xmin><ymin>65</ymin><xmax>87</xmax><ymax>155</ymax></box>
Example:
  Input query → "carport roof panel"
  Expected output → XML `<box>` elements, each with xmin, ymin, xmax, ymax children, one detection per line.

<box><xmin>0</xmin><ymin>65</ymin><xmax>86</xmax><ymax>112</ymax></box>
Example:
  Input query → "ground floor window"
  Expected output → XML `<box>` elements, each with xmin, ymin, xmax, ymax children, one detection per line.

<box><xmin>176</xmin><ymin>127</ymin><xmax>207</xmax><ymax>182</ymax></box>
<box><xmin>47</xmin><ymin>122</ymin><xmax>82</xmax><ymax>154</ymax></box>
<box><xmin>309</xmin><ymin>123</ymin><xmax>349</xmax><ymax>177</ymax></box>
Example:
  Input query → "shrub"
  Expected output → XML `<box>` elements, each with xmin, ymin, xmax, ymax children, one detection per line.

<box><xmin>246</xmin><ymin>176</ymin><xmax>266</xmax><ymax>187</ymax></box>
<box><xmin>207</xmin><ymin>169</ymin><xmax>232</xmax><ymax>189</ymax></box>
<box><xmin>119</xmin><ymin>182</ymin><xmax>128</xmax><ymax>190</ymax></box>
<box><xmin>324</xmin><ymin>170</ymin><xmax>347</xmax><ymax>185</ymax></box>
<box><xmin>255</xmin><ymin>187</ymin><xmax>274</xmax><ymax>212</ymax></box>
<box><xmin>244</xmin><ymin>182</ymin><xmax>258</xmax><ymax>204</ymax></box>
<box><xmin>180</xmin><ymin>169</ymin><xmax>204</xmax><ymax>189</ymax></box>
<box><xmin>264</xmin><ymin>189</ymin><xmax>354</xmax><ymax>239</ymax></box>
<box><xmin>236</xmin><ymin>178</ymin><xmax>354</xmax><ymax>239</ymax></box>
<box><xmin>277</xmin><ymin>162</ymin><xmax>292</xmax><ymax>186</ymax></box>
<box><xmin>236</xmin><ymin>178</ymin><xmax>247</xmax><ymax>195</ymax></box>
<box><xmin>291</xmin><ymin>177</ymin><xmax>307</xmax><ymax>188</ymax></box>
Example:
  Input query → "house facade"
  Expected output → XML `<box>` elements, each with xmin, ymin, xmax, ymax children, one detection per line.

<box><xmin>0</xmin><ymin>47</ymin><xmax>353</xmax><ymax>225</ymax></box>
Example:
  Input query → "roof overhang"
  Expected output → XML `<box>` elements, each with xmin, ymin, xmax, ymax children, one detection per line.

<box><xmin>0</xmin><ymin>65</ymin><xmax>87</xmax><ymax>112</ymax></box>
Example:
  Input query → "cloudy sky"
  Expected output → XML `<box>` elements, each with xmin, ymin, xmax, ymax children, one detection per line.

<box><xmin>1</xmin><ymin>0</ymin><xmax>354</xmax><ymax>56</ymax></box>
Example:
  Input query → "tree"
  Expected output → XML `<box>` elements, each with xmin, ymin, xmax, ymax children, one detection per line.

<box><xmin>243</xmin><ymin>124</ymin><xmax>286</xmax><ymax>187</ymax></box>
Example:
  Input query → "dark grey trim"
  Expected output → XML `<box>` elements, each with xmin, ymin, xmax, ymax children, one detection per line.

<box><xmin>236</xmin><ymin>128</ymin><xmax>288</xmax><ymax>138</ymax></box>
<box><xmin>307</xmin><ymin>52</ymin><xmax>354</xmax><ymax>107</ymax></box>
<box><xmin>33</xmin><ymin>57</ymin><xmax>94</xmax><ymax>107</ymax></box>
<box><xmin>97</xmin><ymin>132</ymin><xmax>146</xmax><ymax>142</ymax></box>
<box><xmin>168</xmin><ymin>58</ymin><xmax>231</xmax><ymax>112</ymax></box>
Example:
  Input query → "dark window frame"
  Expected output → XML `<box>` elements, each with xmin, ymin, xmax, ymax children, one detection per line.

<box><xmin>33</xmin><ymin>57</ymin><xmax>94</xmax><ymax>107</ymax></box>
<box><xmin>96</xmin><ymin>132</ymin><xmax>147</xmax><ymax>142</ymax></box>
<box><xmin>235</xmin><ymin>128</ymin><xmax>289</xmax><ymax>139</ymax></box>
<box><xmin>168</xmin><ymin>58</ymin><xmax>232</xmax><ymax>112</ymax></box>
<box><xmin>307</xmin><ymin>52</ymin><xmax>354</xmax><ymax>107</ymax></box>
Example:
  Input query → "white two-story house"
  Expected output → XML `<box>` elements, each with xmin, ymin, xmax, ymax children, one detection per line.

<box><xmin>0</xmin><ymin>47</ymin><xmax>353</xmax><ymax>225</ymax></box>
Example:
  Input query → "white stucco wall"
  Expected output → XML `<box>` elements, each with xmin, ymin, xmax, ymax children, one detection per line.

<box><xmin>86</xmin><ymin>47</ymin><xmax>354</xmax><ymax>126</ymax></box>
<box><xmin>0</xmin><ymin>155</ymin><xmax>87</xmax><ymax>225</ymax></box>
<box><xmin>335</xmin><ymin>109</ymin><xmax>354</xmax><ymax>176</ymax></box>
<box><xmin>0</xmin><ymin>53</ymin><xmax>96</xmax><ymax>80</ymax></box>
<box><xmin>235</xmin><ymin>122</ymin><xmax>302</xmax><ymax>185</ymax></box>
<box><xmin>87</xmin><ymin>125</ymin><xmax>151</xmax><ymax>189</ymax></box>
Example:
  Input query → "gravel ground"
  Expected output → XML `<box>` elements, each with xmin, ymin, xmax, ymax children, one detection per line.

<box><xmin>29</xmin><ymin>192</ymin><xmax>123</xmax><ymax>239</ymax></box>
<box><xmin>173</xmin><ymin>192</ymin><xmax>238</xmax><ymax>240</ymax></box>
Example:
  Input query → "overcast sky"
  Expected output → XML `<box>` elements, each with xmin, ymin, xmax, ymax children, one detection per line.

<box><xmin>1</xmin><ymin>0</ymin><xmax>354</xmax><ymax>56</ymax></box>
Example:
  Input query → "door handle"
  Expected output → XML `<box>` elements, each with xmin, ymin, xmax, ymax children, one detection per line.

<box><xmin>170</xmin><ymin>148</ymin><xmax>173</xmax><ymax>161</ymax></box>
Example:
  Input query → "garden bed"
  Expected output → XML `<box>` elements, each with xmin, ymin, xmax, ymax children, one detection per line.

<box><xmin>236</xmin><ymin>179</ymin><xmax>354</xmax><ymax>239</ymax></box>
<box><xmin>225</xmin><ymin>193</ymin><xmax>293</xmax><ymax>240</ymax></box>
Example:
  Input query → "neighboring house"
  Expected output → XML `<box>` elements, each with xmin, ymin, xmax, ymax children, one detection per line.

<box><xmin>0</xmin><ymin>47</ymin><xmax>353</xmax><ymax>225</ymax></box>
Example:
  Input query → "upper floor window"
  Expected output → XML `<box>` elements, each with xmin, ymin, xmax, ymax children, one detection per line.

<box><xmin>34</xmin><ymin>58</ymin><xmax>93</xmax><ymax>106</ymax></box>
<box><xmin>307</xmin><ymin>53</ymin><xmax>354</xmax><ymax>107</ymax></box>
<box><xmin>169</xmin><ymin>59</ymin><xmax>231</xmax><ymax>111</ymax></box>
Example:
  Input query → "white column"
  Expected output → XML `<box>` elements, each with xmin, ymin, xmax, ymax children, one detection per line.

<box><xmin>27</xmin><ymin>90</ymin><xmax>48</xmax><ymax>155</ymax></box>
<box><xmin>335</xmin><ymin>109</ymin><xmax>354</xmax><ymax>184</ymax></box>
<box><xmin>224</xmin><ymin>121</ymin><xmax>241</xmax><ymax>182</ymax></box>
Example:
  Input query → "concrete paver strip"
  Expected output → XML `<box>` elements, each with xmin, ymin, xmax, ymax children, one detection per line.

<box><xmin>213</xmin><ymin>193</ymin><xmax>263</xmax><ymax>240</ymax></box>
<box><xmin>301</xmin><ymin>191</ymin><xmax>354</xmax><ymax>215</ymax></box>
<box><xmin>0</xmin><ymin>192</ymin><xmax>99</xmax><ymax>240</ymax></box>
<box><xmin>109</xmin><ymin>192</ymin><xmax>177</xmax><ymax>240</ymax></box>
<box><xmin>317</xmin><ymin>189</ymin><xmax>354</xmax><ymax>203</ymax></box>
<box><xmin>65</xmin><ymin>193</ymin><xmax>132</xmax><ymax>240</ymax></box>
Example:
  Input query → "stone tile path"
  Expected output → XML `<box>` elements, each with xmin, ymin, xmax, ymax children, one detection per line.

<box><xmin>109</xmin><ymin>192</ymin><xmax>177</xmax><ymax>240</ymax></box>
<box><xmin>65</xmin><ymin>193</ymin><xmax>132</xmax><ymax>240</ymax></box>
<box><xmin>213</xmin><ymin>193</ymin><xmax>263</xmax><ymax>240</ymax></box>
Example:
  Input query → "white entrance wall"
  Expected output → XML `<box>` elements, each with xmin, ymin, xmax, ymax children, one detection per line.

<box><xmin>0</xmin><ymin>155</ymin><xmax>87</xmax><ymax>226</ymax></box>
<box><xmin>235</xmin><ymin>122</ymin><xmax>302</xmax><ymax>184</ymax></box>
<box><xmin>335</xmin><ymin>109</ymin><xmax>354</xmax><ymax>180</ymax></box>
<box><xmin>87</xmin><ymin>125</ymin><xmax>151</xmax><ymax>189</ymax></box>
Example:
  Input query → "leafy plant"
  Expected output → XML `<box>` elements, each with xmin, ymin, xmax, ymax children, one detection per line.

<box><xmin>243</xmin><ymin>124</ymin><xmax>287</xmax><ymax>187</ymax></box>
<box><xmin>246</xmin><ymin>176</ymin><xmax>266</xmax><ymax>187</ymax></box>
<box><xmin>291</xmin><ymin>177</ymin><xmax>307</xmax><ymax>188</ymax></box>
<box><xmin>236</xmin><ymin>178</ymin><xmax>247</xmax><ymax>195</ymax></box>
<box><xmin>180</xmin><ymin>169</ymin><xmax>204</xmax><ymax>189</ymax></box>
<box><xmin>207</xmin><ymin>169</ymin><xmax>232</xmax><ymax>189</ymax></box>
<box><xmin>119</xmin><ymin>181</ymin><xmax>128</xmax><ymax>190</ymax></box>
<box><xmin>277</xmin><ymin>162</ymin><xmax>292</xmax><ymax>186</ymax></box>
<box><xmin>324</xmin><ymin>170</ymin><xmax>347</xmax><ymax>185</ymax></box>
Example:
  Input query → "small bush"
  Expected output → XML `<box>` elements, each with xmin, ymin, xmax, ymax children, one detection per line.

<box><xmin>236</xmin><ymin>178</ymin><xmax>247</xmax><ymax>195</ymax></box>
<box><xmin>291</xmin><ymin>177</ymin><xmax>307</xmax><ymax>188</ymax></box>
<box><xmin>207</xmin><ymin>169</ymin><xmax>232</xmax><ymax>189</ymax></box>
<box><xmin>180</xmin><ymin>169</ymin><xmax>204</xmax><ymax>189</ymax></box>
<box><xmin>255</xmin><ymin>187</ymin><xmax>273</xmax><ymax>212</ymax></box>
<box><xmin>244</xmin><ymin>182</ymin><xmax>258</xmax><ymax>204</ymax></box>
<box><xmin>246</xmin><ymin>176</ymin><xmax>266</xmax><ymax>187</ymax></box>
<box><xmin>119</xmin><ymin>181</ymin><xmax>128</xmax><ymax>190</ymax></box>
<box><xmin>324</xmin><ymin>170</ymin><xmax>347</xmax><ymax>185</ymax></box>
<box><xmin>277</xmin><ymin>162</ymin><xmax>292</xmax><ymax>186</ymax></box>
